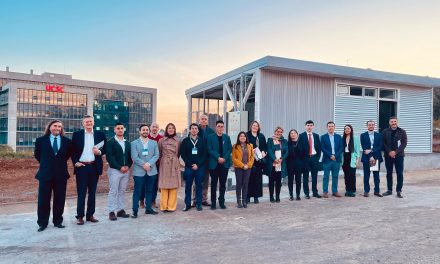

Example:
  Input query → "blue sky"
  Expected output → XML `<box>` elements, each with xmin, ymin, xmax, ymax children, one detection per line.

<box><xmin>1</xmin><ymin>0</ymin><xmax>439</xmax><ymax>128</ymax></box>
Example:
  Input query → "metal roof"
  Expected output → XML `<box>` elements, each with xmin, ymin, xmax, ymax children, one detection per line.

<box><xmin>186</xmin><ymin>56</ymin><xmax>440</xmax><ymax>95</ymax></box>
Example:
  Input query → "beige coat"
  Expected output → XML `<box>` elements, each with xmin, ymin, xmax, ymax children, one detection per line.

<box><xmin>158</xmin><ymin>136</ymin><xmax>181</xmax><ymax>189</ymax></box>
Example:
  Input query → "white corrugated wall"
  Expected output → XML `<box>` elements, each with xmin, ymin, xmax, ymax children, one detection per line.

<box><xmin>399</xmin><ymin>87</ymin><xmax>432</xmax><ymax>153</ymax></box>
<box><xmin>334</xmin><ymin>96</ymin><xmax>378</xmax><ymax>137</ymax></box>
<box><xmin>259</xmin><ymin>70</ymin><xmax>334</xmax><ymax>137</ymax></box>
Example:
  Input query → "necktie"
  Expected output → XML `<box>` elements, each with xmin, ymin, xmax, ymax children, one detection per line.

<box><xmin>308</xmin><ymin>134</ymin><xmax>312</xmax><ymax>155</ymax></box>
<box><xmin>53</xmin><ymin>137</ymin><xmax>59</xmax><ymax>155</ymax></box>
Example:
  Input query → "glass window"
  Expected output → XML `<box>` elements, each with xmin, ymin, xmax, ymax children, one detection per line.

<box><xmin>364</xmin><ymin>88</ymin><xmax>377</xmax><ymax>97</ymax></box>
<box><xmin>336</xmin><ymin>85</ymin><xmax>349</xmax><ymax>96</ymax></box>
<box><xmin>349</xmin><ymin>86</ymin><xmax>363</xmax><ymax>96</ymax></box>
<box><xmin>379</xmin><ymin>89</ymin><xmax>397</xmax><ymax>100</ymax></box>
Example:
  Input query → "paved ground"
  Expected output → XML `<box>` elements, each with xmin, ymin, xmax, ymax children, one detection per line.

<box><xmin>1</xmin><ymin>170</ymin><xmax>440</xmax><ymax>264</ymax></box>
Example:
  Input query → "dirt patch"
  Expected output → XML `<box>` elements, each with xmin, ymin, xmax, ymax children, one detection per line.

<box><xmin>433</xmin><ymin>134</ymin><xmax>440</xmax><ymax>153</ymax></box>
<box><xmin>0</xmin><ymin>157</ymin><xmax>133</xmax><ymax>204</ymax></box>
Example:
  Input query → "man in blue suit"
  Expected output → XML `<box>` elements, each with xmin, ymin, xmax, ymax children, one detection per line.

<box><xmin>207</xmin><ymin>120</ymin><xmax>232</xmax><ymax>210</ymax></box>
<box><xmin>360</xmin><ymin>120</ymin><xmax>383</xmax><ymax>197</ymax></box>
<box><xmin>320</xmin><ymin>121</ymin><xmax>343</xmax><ymax>198</ymax></box>
<box><xmin>34</xmin><ymin>120</ymin><xmax>72</xmax><ymax>232</ymax></box>
<box><xmin>71</xmin><ymin>115</ymin><xmax>107</xmax><ymax>225</ymax></box>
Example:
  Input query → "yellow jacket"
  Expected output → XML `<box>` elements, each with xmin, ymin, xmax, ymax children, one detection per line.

<box><xmin>232</xmin><ymin>143</ymin><xmax>255</xmax><ymax>169</ymax></box>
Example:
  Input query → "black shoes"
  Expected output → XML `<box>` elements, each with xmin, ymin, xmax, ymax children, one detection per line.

<box><xmin>305</xmin><ymin>195</ymin><xmax>310</xmax><ymax>199</ymax></box>
<box><xmin>397</xmin><ymin>192</ymin><xmax>403</xmax><ymax>198</ymax></box>
<box><xmin>296</xmin><ymin>196</ymin><xmax>301</xmax><ymax>201</ymax></box>
<box><xmin>289</xmin><ymin>196</ymin><xmax>294</xmax><ymax>201</ymax></box>
<box><xmin>270</xmin><ymin>196</ymin><xmax>275</xmax><ymax>203</ymax></box>
<box><xmin>363</xmin><ymin>192</ymin><xmax>369</xmax><ymax>197</ymax></box>
<box><xmin>210</xmin><ymin>202</ymin><xmax>216</xmax><ymax>210</ymax></box>
<box><xmin>275</xmin><ymin>197</ymin><xmax>280</xmax><ymax>203</ymax></box>
<box><xmin>117</xmin><ymin>210</ymin><xmax>130</xmax><ymax>218</ymax></box>
<box><xmin>196</xmin><ymin>205</ymin><xmax>203</xmax><ymax>211</ymax></box>
<box><xmin>37</xmin><ymin>226</ymin><xmax>47</xmax><ymax>232</ymax></box>
<box><xmin>237</xmin><ymin>201</ymin><xmax>243</xmax><ymax>208</ymax></box>
<box><xmin>145</xmin><ymin>209</ymin><xmax>158</xmax><ymax>215</ymax></box>
<box><xmin>219</xmin><ymin>201</ymin><xmax>227</xmax><ymax>209</ymax></box>
<box><xmin>202</xmin><ymin>201</ymin><xmax>211</xmax><ymax>206</ymax></box>
<box><xmin>190</xmin><ymin>202</ymin><xmax>196</xmax><ymax>208</ymax></box>
<box><xmin>243</xmin><ymin>203</ymin><xmax>247</xmax><ymax>208</ymax></box>
<box><xmin>313</xmin><ymin>193</ymin><xmax>322</xmax><ymax>198</ymax></box>
<box><xmin>182</xmin><ymin>206</ymin><xmax>191</xmax><ymax>212</ymax></box>
<box><xmin>254</xmin><ymin>197</ymin><xmax>259</xmax><ymax>204</ymax></box>
<box><xmin>131</xmin><ymin>212</ymin><xmax>138</xmax><ymax>218</ymax></box>
<box><xmin>374</xmin><ymin>192</ymin><xmax>383</xmax><ymax>197</ymax></box>
<box><xmin>382</xmin><ymin>190</ymin><xmax>392</xmax><ymax>196</ymax></box>
<box><xmin>54</xmin><ymin>224</ymin><xmax>65</xmax><ymax>228</ymax></box>
<box><xmin>109</xmin><ymin>212</ymin><xmax>117</xmax><ymax>221</ymax></box>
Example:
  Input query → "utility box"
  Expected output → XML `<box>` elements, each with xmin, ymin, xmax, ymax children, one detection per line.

<box><xmin>227</xmin><ymin>111</ymin><xmax>248</xmax><ymax>141</ymax></box>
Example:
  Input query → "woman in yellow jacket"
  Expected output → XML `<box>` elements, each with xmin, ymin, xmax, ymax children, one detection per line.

<box><xmin>232</xmin><ymin>132</ymin><xmax>254</xmax><ymax>208</ymax></box>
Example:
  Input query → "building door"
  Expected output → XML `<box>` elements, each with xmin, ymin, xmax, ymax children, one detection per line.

<box><xmin>378</xmin><ymin>101</ymin><xmax>397</xmax><ymax>132</ymax></box>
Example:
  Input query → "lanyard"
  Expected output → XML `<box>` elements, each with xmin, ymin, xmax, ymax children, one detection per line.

<box><xmin>191</xmin><ymin>137</ymin><xmax>198</xmax><ymax>148</ymax></box>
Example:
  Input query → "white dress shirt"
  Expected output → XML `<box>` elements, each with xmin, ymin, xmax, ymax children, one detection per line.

<box><xmin>115</xmin><ymin>135</ymin><xmax>126</xmax><ymax>153</ymax></box>
<box><xmin>79</xmin><ymin>130</ymin><xmax>95</xmax><ymax>162</ymax></box>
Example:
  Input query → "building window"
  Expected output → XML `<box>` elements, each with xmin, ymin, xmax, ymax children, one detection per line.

<box><xmin>105</xmin><ymin>127</ymin><xmax>109</xmax><ymax>131</ymax></box>
<box><xmin>364</xmin><ymin>88</ymin><xmax>377</xmax><ymax>98</ymax></box>
<box><xmin>96</xmin><ymin>115</ymin><xmax>101</xmax><ymax>119</ymax></box>
<box><xmin>349</xmin><ymin>86</ymin><xmax>363</xmax><ymax>96</ymax></box>
<box><xmin>336</xmin><ymin>85</ymin><xmax>349</xmax><ymax>96</ymax></box>
<box><xmin>379</xmin><ymin>89</ymin><xmax>397</xmax><ymax>100</ymax></box>
<box><xmin>96</xmin><ymin>127</ymin><xmax>100</xmax><ymax>130</ymax></box>
<box><xmin>114</xmin><ymin>115</ymin><xmax>118</xmax><ymax>120</ymax></box>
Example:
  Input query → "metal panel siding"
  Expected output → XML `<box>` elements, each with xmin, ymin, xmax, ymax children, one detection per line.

<box><xmin>399</xmin><ymin>88</ymin><xmax>432</xmax><ymax>153</ymax></box>
<box><xmin>259</xmin><ymin>70</ymin><xmax>334</xmax><ymax>137</ymax></box>
<box><xmin>334</xmin><ymin>96</ymin><xmax>378</xmax><ymax>137</ymax></box>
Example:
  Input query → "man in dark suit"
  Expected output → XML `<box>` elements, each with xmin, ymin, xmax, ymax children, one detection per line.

<box><xmin>71</xmin><ymin>115</ymin><xmax>107</xmax><ymax>225</ymax></box>
<box><xmin>299</xmin><ymin>120</ymin><xmax>322</xmax><ymax>199</ymax></box>
<box><xmin>320</xmin><ymin>121</ymin><xmax>344</xmax><ymax>198</ymax></box>
<box><xmin>207</xmin><ymin>120</ymin><xmax>232</xmax><ymax>210</ymax></box>
<box><xmin>381</xmin><ymin>116</ymin><xmax>408</xmax><ymax>198</ymax></box>
<box><xmin>34</xmin><ymin>120</ymin><xmax>72</xmax><ymax>232</ymax></box>
<box><xmin>106</xmin><ymin>122</ymin><xmax>133</xmax><ymax>220</ymax></box>
<box><xmin>360</xmin><ymin>120</ymin><xmax>383</xmax><ymax>197</ymax></box>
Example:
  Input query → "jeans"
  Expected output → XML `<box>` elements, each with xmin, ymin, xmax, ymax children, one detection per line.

<box><xmin>132</xmin><ymin>175</ymin><xmax>146</xmax><ymax>214</ymax></box>
<box><xmin>363</xmin><ymin>161</ymin><xmax>380</xmax><ymax>193</ymax></box>
<box><xmin>210</xmin><ymin>165</ymin><xmax>228</xmax><ymax>203</ymax></box>
<box><xmin>384</xmin><ymin>156</ymin><xmax>404</xmax><ymax>192</ymax></box>
<box><xmin>322</xmin><ymin>160</ymin><xmax>341</xmax><ymax>193</ymax></box>
<box><xmin>184</xmin><ymin>166</ymin><xmax>204</xmax><ymax>207</ymax></box>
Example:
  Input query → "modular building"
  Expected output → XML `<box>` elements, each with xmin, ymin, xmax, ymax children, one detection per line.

<box><xmin>0</xmin><ymin>69</ymin><xmax>156</xmax><ymax>152</ymax></box>
<box><xmin>185</xmin><ymin>56</ymin><xmax>440</xmax><ymax>154</ymax></box>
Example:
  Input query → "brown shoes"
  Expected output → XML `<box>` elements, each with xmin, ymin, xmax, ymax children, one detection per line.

<box><xmin>76</xmin><ymin>217</ymin><xmax>84</xmax><ymax>225</ymax></box>
<box><xmin>109</xmin><ymin>212</ymin><xmax>117</xmax><ymax>221</ymax></box>
<box><xmin>322</xmin><ymin>193</ymin><xmax>329</xmax><ymax>198</ymax></box>
<box><xmin>86</xmin><ymin>216</ymin><xmax>99</xmax><ymax>223</ymax></box>
<box><xmin>332</xmin><ymin>192</ymin><xmax>342</xmax><ymax>198</ymax></box>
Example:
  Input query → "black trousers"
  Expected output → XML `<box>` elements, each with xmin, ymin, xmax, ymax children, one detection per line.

<box><xmin>210</xmin><ymin>165</ymin><xmax>228</xmax><ymax>203</ymax></box>
<box><xmin>37</xmin><ymin>177</ymin><xmax>67</xmax><ymax>227</ymax></box>
<box><xmin>342</xmin><ymin>152</ymin><xmax>356</xmax><ymax>193</ymax></box>
<box><xmin>247</xmin><ymin>161</ymin><xmax>264</xmax><ymax>198</ymax></box>
<box><xmin>268</xmin><ymin>168</ymin><xmax>282</xmax><ymax>198</ymax></box>
<box><xmin>75</xmin><ymin>164</ymin><xmax>99</xmax><ymax>218</ymax></box>
<box><xmin>303</xmin><ymin>155</ymin><xmax>319</xmax><ymax>196</ymax></box>
<box><xmin>288</xmin><ymin>164</ymin><xmax>302</xmax><ymax>197</ymax></box>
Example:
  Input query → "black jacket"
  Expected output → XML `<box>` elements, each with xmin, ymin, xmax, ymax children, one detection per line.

<box><xmin>71</xmin><ymin>129</ymin><xmax>107</xmax><ymax>175</ymax></box>
<box><xmin>298</xmin><ymin>132</ymin><xmax>321</xmax><ymax>158</ymax></box>
<box><xmin>382</xmin><ymin>127</ymin><xmax>407</xmax><ymax>157</ymax></box>
<box><xmin>34</xmin><ymin>135</ymin><xmax>72</xmax><ymax>181</ymax></box>
<box><xmin>180</xmin><ymin>136</ymin><xmax>206</xmax><ymax>168</ymax></box>
<box><xmin>105</xmin><ymin>137</ymin><xmax>133</xmax><ymax>170</ymax></box>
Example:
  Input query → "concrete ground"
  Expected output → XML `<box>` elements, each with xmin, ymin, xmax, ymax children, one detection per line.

<box><xmin>1</xmin><ymin>170</ymin><xmax>440</xmax><ymax>264</ymax></box>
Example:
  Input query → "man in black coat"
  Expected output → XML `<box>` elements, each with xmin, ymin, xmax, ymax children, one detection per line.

<box><xmin>71</xmin><ymin>115</ymin><xmax>107</xmax><ymax>225</ymax></box>
<box><xmin>299</xmin><ymin>120</ymin><xmax>322</xmax><ymax>199</ymax></box>
<box><xmin>34</xmin><ymin>120</ymin><xmax>72</xmax><ymax>232</ymax></box>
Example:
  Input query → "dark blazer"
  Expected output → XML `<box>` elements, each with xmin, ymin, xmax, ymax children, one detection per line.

<box><xmin>105</xmin><ymin>137</ymin><xmax>133</xmax><ymax>170</ymax></box>
<box><xmin>382</xmin><ymin>127</ymin><xmax>408</xmax><ymax>157</ymax></box>
<box><xmin>360</xmin><ymin>131</ymin><xmax>383</xmax><ymax>163</ymax></box>
<box><xmin>198</xmin><ymin>125</ymin><xmax>215</xmax><ymax>142</ymax></box>
<box><xmin>246</xmin><ymin>131</ymin><xmax>268</xmax><ymax>153</ymax></box>
<box><xmin>71</xmin><ymin>129</ymin><xmax>107</xmax><ymax>175</ymax></box>
<box><xmin>298</xmin><ymin>132</ymin><xmax>321</xmax><ymax>158</ymax></box>
<box><xmin>207</xmin><ymin>133</ymin><xmax>232</xmax><ymax>170</ymax></box>
<box><xmin>180</xmin><ymin>136</ymin><xmax>206</xmax><ymax>168</ymax></box>
<box><xmin>286</xmin><ymin>140</ymin><xmax>307</xmax><ymax>171</ymax></box>
<box><xmin>320</xmin><ymin>133</ymin><xmax>343</xmax><ymax>163</ymax></box>
<box><xmin>266</xmin><ymin>137</ymin><xmax>289</xmax><ymax>177</ymax></box>
<box><xmin>34</xmin><ymin>135</ymin><xmax>72</xmax><ymax>181</ymax></box>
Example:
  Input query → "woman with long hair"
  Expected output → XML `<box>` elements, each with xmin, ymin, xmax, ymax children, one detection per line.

<box><xmin>246</xmin><ymin>121</ymin><xmax>267</xmax><ymax>204</ymax></box>
<box><xmin>266</xmin><ymin>126</ymin><xmax>288</xmax><ymax>203</ymax></box>
<box><xmin>342</xmin><ymin>124</ymin><xmax>360</xmax><ymax>197</ymax></box>
<box><xmin>286</xmin><ymin>129</ymin><xmax>306</xmax><ymax>201</ymax></box>
<box><xmin>158</xmin><ymin>123</ymin><xmax>181</xmax><ymax>212</ymax></box>
<box><xmin>232</xmin><ymin>132</ymin><xmax>254</xmax><ymax>208</ymax></box>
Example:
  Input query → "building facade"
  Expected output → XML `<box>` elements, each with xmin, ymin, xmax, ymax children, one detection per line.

<box><xmin>0</xmin><ymin>70</ymin><xmax>156</xmax><ymax>152</ymax></box>
<box><xmin>185</xmin><ymin>56</ymin><xmax>440</xmax><ymax>154</ymax></box>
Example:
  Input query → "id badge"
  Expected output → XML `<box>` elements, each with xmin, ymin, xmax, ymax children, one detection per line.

<box><xmin>142</xmin><ymin>149</ymin><xmax>149</xmax><ymax>156</ymax></box>
<box><xmin>192</xmin><ymin>148</ymin><xmax>198</xmax><ymax>155</ymax></box>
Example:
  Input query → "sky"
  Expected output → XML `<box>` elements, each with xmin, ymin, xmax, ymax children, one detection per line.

<box><xmin>1</xmin><ymin>0</ymin><xmax>439</xmax><ymax>131</ymax></box>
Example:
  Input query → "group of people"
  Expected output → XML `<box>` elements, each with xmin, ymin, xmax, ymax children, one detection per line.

<box><xmin>34</xmin><ymin>114</ymin><xmax>407</xmax><ymax>232</ymax></box>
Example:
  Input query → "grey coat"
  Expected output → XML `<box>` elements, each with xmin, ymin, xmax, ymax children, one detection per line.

<box><xmin>131</xmin><ymin>138</ymin><xmax>159</xmax><ymax>177</ymax></box>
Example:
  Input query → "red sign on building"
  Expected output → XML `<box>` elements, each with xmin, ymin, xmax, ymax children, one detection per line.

<box><xmin>45</xmin><ymin>84</ymin><xmax>65</xmax><ymax>93</ymax></box>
